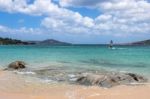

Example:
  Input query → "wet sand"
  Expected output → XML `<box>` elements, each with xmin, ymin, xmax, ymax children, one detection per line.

<box><xmin>0</xmin><ymin>71</ymin><xmax>150</xmax><ymax>99</ymax></box>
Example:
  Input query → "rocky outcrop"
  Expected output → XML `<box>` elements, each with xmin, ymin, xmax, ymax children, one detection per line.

<box><xmin>33</xmin><ymin>67</ymin><xmax>148</xmax><ymax>88</ymax></box>
<box><xmin>6</xmin><ymin>61</ymin><xmax>26</xmax><ymax>70</ymax></box>
<box><xmin>3</xmin><ymin>62</ymin><xmax>147</xmax><ymax>88</ymax></box>
<box><xmin>76</xmin><ymin>73</ymin><xmax>147</xmax><ymax>88</ymax></box>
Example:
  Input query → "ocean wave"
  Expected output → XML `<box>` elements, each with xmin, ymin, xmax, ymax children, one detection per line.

<box><xmin>14</xmin><ymin>71</ymin><xmax>36</xmax><ymax>75</ymax></box>
<box><xmin>110</xmin><ymin>47</ymin><xmax>127</xmax><ymax>50</ymax></box>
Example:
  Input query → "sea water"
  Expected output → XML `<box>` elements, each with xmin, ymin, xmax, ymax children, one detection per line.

<box><xmin>0</xmin><ymin>45</ymin><xmax>150</xmax><ymax>78</ymax></box>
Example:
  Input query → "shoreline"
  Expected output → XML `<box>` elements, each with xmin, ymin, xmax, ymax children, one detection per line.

<box><xmin>0</xmin><ymin>70</ymin><xmax>150</xmax><ymax>99</ymax></box>
<box><xmin>0</xmin><ymin>83</ymin><xmax>150</xmax><ymax>99</ymax></box>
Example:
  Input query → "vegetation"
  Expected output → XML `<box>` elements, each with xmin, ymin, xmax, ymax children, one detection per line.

<box><xmin>0</xmin><ymin>37</ymin><xmax>32</xmax><ymax>45</ymax></box>
<box><xmin>0</xmin><ymin>37</ymin><xmax>70</xmax><ymax>45</ymax></box>
<box><xmin>0</xmin><ymin>37</ymin><xmax>149</xmax><ymax>45</ymax></box>
<box><xmin>38</xmin><ymin>39</ymin><xmax>71</xmax><ymax>45</ymax></box>
<box><xmin>132</xmin><ymin>40</ymin><xmax>150</xmax><ymax>45</ymax></box>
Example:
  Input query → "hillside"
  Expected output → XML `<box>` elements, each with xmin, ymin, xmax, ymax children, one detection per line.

<box><xmin>0</xmin><ymin>37</ymin><xmax>72</xmax><ymax>45</ymax></box>
<box><xmin>0</xmin><ymin>37</ymin><xmax>33</xmax><ymax>45</ymax></box>
<box><xmin>131</xmin><ymin>39</ymin><xmax>150</xmax><ymax>45</ymax></box>
<box><xmin>36</xmin><ymin>39</ymin><xmax>71</xmax><ymax>45</ymax></box>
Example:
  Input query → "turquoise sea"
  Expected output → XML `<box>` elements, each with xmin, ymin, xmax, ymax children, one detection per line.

<box><xmin>0</xmin><ymin>45</ymin><xmax>150</xmax><ymax>79</ymax></box>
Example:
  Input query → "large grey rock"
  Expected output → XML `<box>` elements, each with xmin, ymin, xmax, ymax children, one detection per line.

<box><xmin>76</xmin><ymin>73</ymin><xmax>105</xmax><ymax>86</ymax></box>
<box><xmin>7</xmin><ymin>61</ymin><xmax>26</xmax><ymax>70</ymax></box>
<box><xmin>76</xmin><ymin>73</ymin><xmax>148</xmax><ymax>88</ymax></box>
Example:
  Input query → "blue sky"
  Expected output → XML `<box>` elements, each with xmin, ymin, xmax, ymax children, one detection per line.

<box><xmin>0</xmin><ymin>0</ymin><xmax>150</xmax><ymax>44</ymax></box>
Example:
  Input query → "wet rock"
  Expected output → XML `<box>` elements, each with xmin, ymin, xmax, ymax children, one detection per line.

<box><xmin>76</xmin><ymin>73</ymin><xmax>105</xmax><ymax>86</ymax></box>
<box><xmin>76</xmin><ymin>73</ymin><xmax>148</xmax><ymax>88</ymax></box>
<box><xmin>125</xmin><ymin>73</ymin><xmax>148</xmax><ymax>83</ymax></box>
<box><xmin>6</xmin><ymin>61</ymin><xmax>26</xmax><ymax>70</ymax></box>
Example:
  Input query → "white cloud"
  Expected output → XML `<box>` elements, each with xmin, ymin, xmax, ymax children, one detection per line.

<box><xmin>0</xmin><ymin>25</ymin><xmax>43</xmax><ymax>35</ymax></box>
<box><xmin>59</xmin><ymin>0</ymin><xmax>150</xmax><ymax>35</ymax></box>
<box><xmin>0</xmin><ymin>0</ymin><xmax>96</xmax><ymax>35</ymax></box>
<box><xmin>97</xmin><ymin>0</ymin><xmax>150</xmax><ymax>34</ymax></box>
<box><xmin>59</xmin><ymin>0</ymin><xmax>103</xmax><ymax>8</ymax></box>
<box><xmin>0</xmin><ymin>0</ymin><xmax>149</xmax><ymax>38</ymax></box>
<box><xmin>96</xmin><ymin>14</ymin><xmax>112</xmax><ymax>22</ymax></box>
<box><xmin>0</xmin><ymin>25</ymin><xmax>8</xmax><ymax>33</ymax></box>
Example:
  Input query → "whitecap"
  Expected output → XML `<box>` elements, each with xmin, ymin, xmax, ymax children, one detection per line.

<box><xmin>68</xmin><ymin>74</ymin><xmax>76</xmax><ymax>78</ymax></box>
<box><xmin>14</xmin><ymin>71</ymin><xmax>36</xmax><ymax>75</ymax></box>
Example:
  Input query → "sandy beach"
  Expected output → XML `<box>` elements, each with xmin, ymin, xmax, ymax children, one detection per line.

<box><xmin>0</xmin><ymin>0</ymin><xmax>150</xmax><ymax>98</ymax></box>
<box><xmin>0</xmin><ymin>70</ymin><xmax>149</xmax><ymax>99</ymax></box>
<box><xmin>0</xmin><ymin>85</ymin><xmax>150</xmax><ymax>99</ymax></box>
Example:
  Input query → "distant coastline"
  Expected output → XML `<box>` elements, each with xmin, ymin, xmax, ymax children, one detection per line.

<box><xmin>0</xmin><ymin>37</ymin><xmax>71</xmax><ymax>45</ymax></box>
<box><xmin>0</xmin><ymin>37</ymin><xmax>150</xmax><ymax>46</ymax></box>
<box><xmin>0</xmin><ymin>37</ymin><xmax>34</xmax><ymax>45</ymax></box>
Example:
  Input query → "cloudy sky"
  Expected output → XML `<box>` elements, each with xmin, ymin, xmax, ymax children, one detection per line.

<box><xmin>0</xmin><ymin>0</ymin><xmax>150</xmax><ymax>44</ymax></box>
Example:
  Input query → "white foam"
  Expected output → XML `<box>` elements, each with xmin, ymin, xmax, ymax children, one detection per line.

<box><xmin>69</xmin><ymin>78</ymin><xmax>78</xmax><ymax>81</ymax></box>
<box><xmin>68</xmin><ymin>74</ymin><xmax>76</xmax><ymax>78</ymax></box>
<box><xmin>15</xmin><ymin>71</ymin><xmax>36</xmax><ymax>75</ymax></box>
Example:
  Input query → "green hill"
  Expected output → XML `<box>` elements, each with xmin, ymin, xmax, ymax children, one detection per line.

<box><xmin>0</xmin><ymin>37</ymin><xmax>33</xmax><ymax>45</ymax></box>
<box><xmin>0</xmin><ymin>37</ymin><xmax>70</xmax><ymax>45</ymax></box>
<box><xmin>131</xmin><ymin>39</ymin><xmax>150</xmax><ymax>45</ymax></box>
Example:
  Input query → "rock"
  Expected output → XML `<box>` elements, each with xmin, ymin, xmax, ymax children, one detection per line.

<box><xmin>76</xmin><ymin>73</ymin><xmax>147</xmax><ymax>88</ymax></box>
<box><xmin>7</xmin><ymin>61</ymin><xmax>26</xmax><ymax>70</ymax></box>
<box><xmin>125</xmin><ymin>73</ymin><xmax>147</xmax><ymax>82</ymax></box>
<box><xmin>99</xmin><ymin>76</ymin><xmax>120</xmax><ymax>88</ymax></box>
<box><xmin>76</xmin><ymin>73</ymin><xmax>105</xmax><ymax>86</ymax></box>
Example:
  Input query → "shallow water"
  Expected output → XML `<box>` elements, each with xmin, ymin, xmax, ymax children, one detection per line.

<box><xmin>0</xmin><ymin>45</ymin><xmax>150</xmax><ymax>78</ymax></box>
